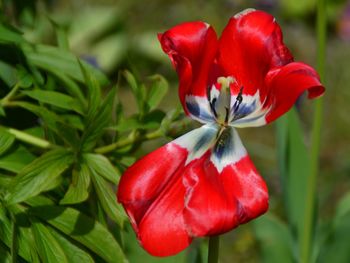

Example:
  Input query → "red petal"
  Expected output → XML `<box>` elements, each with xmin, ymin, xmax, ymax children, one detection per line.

<box><xmin>183</xmin><ymin>153</ymin><xmax>269</xmax><ymax>237</ymax></box>
<box><xmin>137</xmin><ymin>173</ymin><xmax>192</xmax><ymax>256</ymax></box>
<box><xmin>216</xmin><ymin>9</ymin><xmax>293</xmax><ymax>99</ymax></box>
<box><xmin>264</xmin><ymin>62</ymin><xmax>325</xmax><ymax>123</ymax></box>
<box><xmin>158</xmin><ymin>22</ymin><xmax>218</xmax><ymax>114</ymax></box>
<box><xmin>117</xmin><ymin>143</ymin><xmax>187</xmax><ymax>228</ymax></box>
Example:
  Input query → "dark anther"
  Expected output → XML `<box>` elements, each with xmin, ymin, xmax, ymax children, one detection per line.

<box><xmin>224</xmin><ymin>107</ymin><xmax>229</xmax><ymax>123</ymax></box>
<box><xmin>233</xmin><ymin>86</ymin><xmax>244</xmax><ymax>112</ymax></box>
<box><xmin>210</xmin><ymin>98</ymin><xmax>218</xmax><ymax>118</ymax></box>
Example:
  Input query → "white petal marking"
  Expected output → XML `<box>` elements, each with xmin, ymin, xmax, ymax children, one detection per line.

<box><xmin>174</xmin><ymin>124</ymin><xmax>218</xmax><ymax>165</ymax></box>
<box><xmin>210</xmin><ymin>127</ymin><xmax>247</xmax><ymax>173</ymax></box>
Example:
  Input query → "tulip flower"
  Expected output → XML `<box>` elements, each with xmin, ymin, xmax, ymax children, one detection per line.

<box><xmin>117</xmin><ymin>8</ymin><xmax>325</xmax><ymax>257</ymax></box>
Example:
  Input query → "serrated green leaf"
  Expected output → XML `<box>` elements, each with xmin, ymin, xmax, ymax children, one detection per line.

<box><xmin>0</xmin><ymin>128</ymin><xmax>15</xmax><ymax>156</ymax></box>
<box><xmin>0</xmin><ymin>145</ymin><xmax>36</xmax><ymax>173</ymax></box>
<box><xmin>84</xmin><ymin>153</ymin><xmax>120</xmax><ymax>184</ymax></box>
<box><xmin>253</xmin><ymin>214</ymin><xmax>294</xmax><ymax>263</ymax></box>
<box><xmin>22</xmin><ymin>90</ymin><xmax>83</xmax><ymax>114</ymax></box>
<box><xmin>90</xmin><ymin>169</ymin><xmax>125</xmax><ymax>227</ymax></box>
<box><xmin>0</xmin><ymin>245</ymin><xmax>11</xmax><ymax>263</ymax></box>
<box><xmin>60</xmin><ymin>163</ymin><xmax>91</xmax><ymax>205</ymax></box>
<box><xmin>147</xmin><ymin>74</ymin><xmax>168</xmax><ymax>110</ymax></box>
<box><xmin>32</xmin><ymin>222</ymin><xmax>68</xmax><ymax>263</ymax></box>
<box><xmin>49</xmin><ymin>227</ymin><xmax>94</xmax><ymax>263</ymax></box>
<box><xmin>6</xmin><ymin>149</ymin><xmax>74</xmax><ymax>204</ymax></box>
<box><xmin>29</xmin><ymin>206</ymin><xmax>127</xmax><ymax>263</ymax></box>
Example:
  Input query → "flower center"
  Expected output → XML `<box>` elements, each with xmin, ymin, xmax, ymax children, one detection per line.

<box><xmin>209</xmin><ymin>76</ymin><xmax>244</xmax><ymax>126</ymax></box>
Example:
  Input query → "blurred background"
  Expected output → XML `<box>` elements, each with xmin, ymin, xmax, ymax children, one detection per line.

<box><xmin>1</xmin><ymin>0</ymin><xmax>350</xmax><ymax>262</ymax></box>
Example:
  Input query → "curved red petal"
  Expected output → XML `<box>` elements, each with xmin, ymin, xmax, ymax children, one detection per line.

<box><xmin>117</xmin><ymin>143</ymin><xmax>188</xmax><ymax>228</ymax></box>
<box><xmin>158</xmin><ymin>21</ymin><xmax>218</xmax><ymax>114</ymax></box>
<box><xmin>264</xmin><ymin>62</ymin><xmax>325</xmax><ymax>123</ymax></box>
<box><xmin>183</xmin><ymin>153</ymin><xmax>269</xmax><ymax>237</ymax></box>
<box><xmin>216</xmin><ymin>9</ymin><xmax>293</xmax><ymax>99</ymax></box>
<box><xmin>137</xmin><ymin>173</ymin><xmax>192</xmax><ymax>256</ymax></box>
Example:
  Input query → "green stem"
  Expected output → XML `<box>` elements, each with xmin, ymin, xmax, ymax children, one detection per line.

<box><xmin>6</xmin><ymin>127</ymin><xmax>52</xmax><ymax>149</ymax></box>
<box><xmin>94</xmin><ymin>129</ymin><xmax>163</xmax><ymax>154</ymax></box>
<box><xmin>300</xmin><ymin>0</ymin><xmax>326</xmax><ymax>262</ymax></box>
<box><xmin>207</xmin><ymin>236</ymin><xmax>220</xmax><ymax>263</ymax></box>
<box><xmin>1</xmin><ymin>84</ymin><xmax>20</xmax><ymax>105</ymax></box>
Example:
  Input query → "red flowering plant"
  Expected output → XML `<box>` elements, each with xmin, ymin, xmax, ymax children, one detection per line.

<box><xmin>117</xmin><ymin>9</ymin><xmax>325</xmax><ymax>257</ymax></box>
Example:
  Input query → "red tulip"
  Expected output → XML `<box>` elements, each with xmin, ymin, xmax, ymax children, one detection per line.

<box><xmin>117</xmin><ymin>9</ymin><xmax>325</xmax><ymax>257</ymax></box>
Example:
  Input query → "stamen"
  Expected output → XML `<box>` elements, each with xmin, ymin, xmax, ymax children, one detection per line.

<box><xmin>213</xmin><ymin>76</ymin><xmax>235</xmax><ymax>125</ymax></box>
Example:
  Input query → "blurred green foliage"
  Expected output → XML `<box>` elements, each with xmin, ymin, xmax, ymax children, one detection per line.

<box><xmin>0</xmin><ymin>0</ymin><xmax>350</xmax><ymax>263</ymax></box>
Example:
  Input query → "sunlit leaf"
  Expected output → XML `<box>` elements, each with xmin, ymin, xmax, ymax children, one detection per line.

<box><xmin>60</xmin><ymin>163</ymin><xmax>91</xmax><ymax>205</ymax></box>
<box><xmin>0</xmin><ymin>128</ymin><xmax>15</xmax><ymax>156</ymax></box>
<box><xmin>5</xmin><ymin>149</ymin><xmax>74</xmax><ymax>204</ymax></box>
<box><xmin>0</xmin><ymin>145</ymin><xmax>36</xmax><ymax>173</ymax></box>
<box><xmin>32</xmin><ymin>222</ymin><xmax>68</xmax><ymax>263</ymax></box>
<box><xmin>84</xmin><ymin>153</ymin><xmax>120</xmax><ymax>184</ymax></box>
<box><xmin>90</xmin><ymin>168</ymin><xmax>125</xmax><ymax>227</ymax></box>
<box><xmin>49</xmin><ymin>227</ymin><xmax>94</xmax><ymax>263</ymax></box>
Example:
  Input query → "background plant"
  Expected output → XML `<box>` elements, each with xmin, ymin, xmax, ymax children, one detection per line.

<box><xmin>0</xmin><ymin>0</ymin><xmax>350</xmax><ymax>263</ymax></box>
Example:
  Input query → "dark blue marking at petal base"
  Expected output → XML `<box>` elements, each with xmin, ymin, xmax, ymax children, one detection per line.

<box><xmin>193</xmin><ymin>126</ymin><xmax>217</xmax><ymax>153</ymax></box>
<box><xmin>186</xmin><ymin>100</ymin><xmax>214</xmax><ymax>122</ymax></box>
<box><xmin>214</xmin><ymin>128</ymin><xmax>234</xmax><ymax>160</ymax></box>
<box><xmin>231</xmin><ymin>100</ymin><xmax>257</xmax><ymax>121</ymax></box>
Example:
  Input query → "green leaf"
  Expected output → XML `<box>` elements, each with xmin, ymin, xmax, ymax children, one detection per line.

<box><xmin>276</xmin><ymin>108</ymin><xmax>310</xmax><ymax>239</ymax></box>
<box><xmin>23</xmin><ymin>44</ymin><xmax>109</xmax><ymax>86</ymax></box>
<box><xmin>0</xmin><ymin>61</ymin><xmax>17</xmax><ymax>87</ymax></box>
<box><xmin>90</xmin><ymin>168</ymin><xmax>125</xmax><ymax>227</ymax></box>
<box><xmin>0</xmin><ymin>207</ymin><xmax>40</xmax><ymax>262</ymax></box>
<box><xmin>78</xmin><ymin>59</ymin><xmax>101</xmax><ymax>119</ymax></box>
<box><xmin>29</xmin><ymin>206</ymin><xmax>126</xmax><ymax>263</ymax></box>
<box><xmin>147</xmin><ymin>74</ymin><xmax>168</xmax><ymax>110</ymax></box>
<box><xmin>0</xmin><ymin>145</ymin><xmax>36</xmax><ymax>173</ymax></box>
<box><xmin>16</xmin><ymin>66</ymin><xmax>34</xmax><ymax>88</ymax></box>
<box><xmin>5</xmin><ymin>149</ymin><xmax>74</xmax><ymax>204</ymax></box>
<box><xmin>0</xmin><ymin>23</ymin><xmax>24</xmax><ymax>44</ymax></box>
<box><xmin>22</xmin><ymin>90</ymin><xmax>83</xmax><ymax>114</ymax></box>
<box><xmin>123</xmin><ymin>70</ymin><xmax>146</xmax><ymax>114</ymax></box>
<box><xmin>84</xmin><ymin>153</ymin><xmax>120</xmax><ymax>184</ymax></box>
<box><xmin>253</xmin><ymin>214</ymin><xmax>294</xmax><ymax>263</ymax></box>
<box><xmin>80</xmin><ymin>88</ymin><xmax>115</xmax><ymax>151</ymax></box>
<box><xmin>49</xmin><ymin>227</ymin><xmax>94</xmax><ymax>263</ymax></box>
<box><xmin>14</xmin><ymin>102</ymin><xmax>80</xmax><ymax>148</ymax></box>
<box><xmin>0</xmin><ymin>128</ymin><xmax>15</xmax><ymax>156</ymax></box>
<box><xmin>317</xmin><ymin>192</ymin><xmax>350</xmax><ymax>263</ymax></box>
<box><xmin>32</xmin><ymin>222</ymin><xmax>68</xmax><ymax>263</ymax></box>
<box><xmin>60</xmin><ymin>163</ymin><xmax>91</xmax><ymax>205</ymax></box>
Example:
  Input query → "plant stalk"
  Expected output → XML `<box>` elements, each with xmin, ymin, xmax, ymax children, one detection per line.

<box><xmin>208</xmin><ymin>236</ymin><xmax>220</xmax><ymax>263</ymax></box>
<box><xmin>300</xmin><ymin>0</ymin><xmax>326</xmax><ymax>262</ymax></box>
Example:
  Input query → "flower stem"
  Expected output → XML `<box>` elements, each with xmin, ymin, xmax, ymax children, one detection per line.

<box><xmin>300</xmin><ymin>0</ymin><xmax>326</xmax><ymax>262</ymax></box>
<box><xmin>6</xmin><ymin>127</ymin><xmax>52</xmax><ymax>149</ymax></box>
<box><xmin>207</xmin><ymin>236</ymin><xmax>220</xmax><ymax>263</ymax></box>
